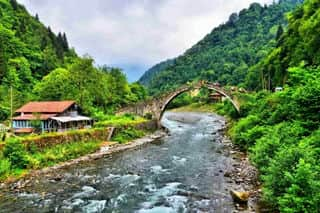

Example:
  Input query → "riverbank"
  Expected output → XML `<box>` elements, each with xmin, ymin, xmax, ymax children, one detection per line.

<box><xmin>0</xmin><ymin>117</ymin><xmax>158</xmax><ymax>182</ymax></box>
<box><xmin>170</xmin><ymin>106</ymin><xmax>263</xmax><ymax>212</ymax></box>
<box><xmin>170</xmin><ymin>102</ymin><xmax>216</xmax><ymax>113</ymax></box>
<box><xmin>0</xmin><ymin>112</ymin><xmax>263</xmax><ymax>212</ymax></box>
<box><xmin>221</xmin><ymin>136</ymin><xmax>262</xmax><ymax>212</ymax></box>
<box><xmin>0</xmin><ymin>130</ymin><xmax>167</xmax><ymax>191</ymax></box>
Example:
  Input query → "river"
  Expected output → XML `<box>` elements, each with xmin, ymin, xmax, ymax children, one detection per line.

<box><xmin>0</xmin><ymin>112</ymin><xmax>248</xmax><ymax>213</ymax></box>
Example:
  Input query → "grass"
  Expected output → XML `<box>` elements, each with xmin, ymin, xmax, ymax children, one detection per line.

<box><xmin>0</xmin><ymin>140</ymin><xmax>101</xmax><ymax>181</ymax></box>
<box><xmin>94</xmin><ymin>114</ymin><xmax>148</xmax><ymax>128</ymax></box>
<box><xmin>170</xmin><ymin>102</ymin><xmax>216</xmax><ymax>113</ymax></box>
<box><xmin>0</xmin><ymin>114</ymin><xmax>153</xmax><ymax>182</ymax></box>
<box><xmin>22</xmin><ymin>128</ymin><xmax>103</xmax><ymax>141</ymax></box>
<box><xmin>112</xmin><ymin>127</ymin><xmax>146</xmax><ymax>144</ymax></box>
<box><xmin>30</xmin><ymin>141</ymin><xmax>101</xmax><ymax>167</ymax></box>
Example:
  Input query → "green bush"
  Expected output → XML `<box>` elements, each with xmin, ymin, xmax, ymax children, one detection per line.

<box><xmin>250</xmin><ymin>122</ymin><xmax>307</xmax><ymax>173</ymax></box>
<box><xmin>261</xmin><ymin>135</ymin><xmax>320</xmax><ymax>212</ymax></box>
<box><xmin>112</xmin><ymin>127</ymin><xmax>145</xmax><ymax>144</ymax></box>
<box><xmin>240</xmin><ymin>125</ymin><xmax>268</xmax><ymax>150</ymax></box>
<box><xmin>94</xmin><ymin>115</ymin><xmax>147</xmax><ymax>128</ymax></box>
<box><xmin>229</xmin><ymin>115</ymin><xmax>260</xmax><ymax>149</ymax></box>
<box><xmin>227</xmin><ymin>66</ymin><xmax>320</xmax><ymax>212</ymax></box>
<box><xmin>0</xmin><ymin>158</ymin><xmax>11</xmax><ymax>180</ymax></box>
<box><xmin>3</xmin><ymin>138</ymin><xmax>29</xmax><ymax>169</ymax></box>
<box><xmin>278</xmin><ymin>159</ymin><xmax>320</xmax><ymax>213</ymax></box>
<box><xmin>33</xmin><ymin>141</ymin><xmax>100</xmax><ymax>167</ymax></box>
<box><xmin>216</xmin><ymin>101</ymin><xmax>239</xmax><ymax>119</ymax></box>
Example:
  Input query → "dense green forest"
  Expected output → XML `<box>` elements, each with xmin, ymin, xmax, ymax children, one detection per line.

<box><xmin>210</xmin><ymin>0</ymin><xmax>320</xmax><ymax>212</ymax></box>
<box><xmin>0</xmin><ymin>0</ymin><xmax>146</xmax><ymax>122</ymax></box>
<box><xmin>258</xmin><ymin>0</ymin><xmax>320</xmax><ymax>89</ymax></box>
<box><xmin>139</xmin><ymin>0</ymin><xmax>303</xmax><ymax>94</ymax></box>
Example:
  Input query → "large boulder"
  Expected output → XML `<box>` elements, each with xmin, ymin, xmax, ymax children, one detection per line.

<box><xmin>230</xmin><ymin>190</ymin><xmax>250</xmax><ymax>203</ymax></box>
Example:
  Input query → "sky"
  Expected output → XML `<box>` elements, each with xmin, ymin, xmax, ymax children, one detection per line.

<box><xmin>18</xmin><ymin>0</ymin><xmax>273</xmax><ymax>82</ymax></box>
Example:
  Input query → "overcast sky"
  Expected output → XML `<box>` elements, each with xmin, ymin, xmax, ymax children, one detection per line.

<box><xmin>18</xmin><ymin>0</ymin><xmax>273</xmax><ymax>82</ymax></box>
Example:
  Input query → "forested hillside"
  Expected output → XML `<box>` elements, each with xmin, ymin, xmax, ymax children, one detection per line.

<box><xmin>257</xmin><ymin>0</ymin><xmax>320</xmax><ymax>89</ymax></box>
<box><xmin>0</xmin><ymin>0</ymin><xmax>146</xmax><ymax>121</ymax></box>
<box><xmin>215</xmin><ymin>0</ymin><xmax>320</xmax><ymax>211</ymax></box>
<box><xmin>139</xmin><ymin>59</ymin><xmax>175</xmax><ymax>86</ymax></box>
<box><xmin>139</xmin><ymin>0</ymin><xmax>303</xmax><ymax>94</ymax></box>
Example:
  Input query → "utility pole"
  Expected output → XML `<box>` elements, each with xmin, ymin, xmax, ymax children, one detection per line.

<box><xmin>10</xmin><ymin>85</ymin><xmax>13</xmax><ymax>129</ymax></box>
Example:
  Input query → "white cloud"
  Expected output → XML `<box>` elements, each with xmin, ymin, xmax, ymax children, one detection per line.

<box><xmin>18</xmin><ymin>0</ymin><xmax>273</xmax><ymax>81</ymax></box>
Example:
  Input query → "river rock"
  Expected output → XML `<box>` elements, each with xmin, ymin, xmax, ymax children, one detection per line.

<box><xmin>224</xmin><ymin>171</ymin><xmax>231</xmax><ymax>177</ymax></box>
<box><xmin>230</xmin><ymin>190</ymin><xmax>250</xmax><ymax>203</ymax></box>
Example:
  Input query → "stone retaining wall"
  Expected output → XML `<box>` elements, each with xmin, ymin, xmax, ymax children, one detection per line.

<box><xmin>3</xmin><ymin>120</ymin><xmax>159</xmax><ymax>151</ymax></box>
<box><xmin>22</xmin><ymin>128</ymin><xmax>113</xmax><ymax>150</ymax></box>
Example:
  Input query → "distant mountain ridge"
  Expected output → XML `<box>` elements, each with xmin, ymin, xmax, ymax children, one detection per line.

<box><xmin>139</xmin><ymin>58</ymin><xmax>175</xmax><ymax>86</ymax></box>
<box><xmin>139</xmin><ymin>0</ymin><xmax>303</xmax><ymax>94</ymax></box>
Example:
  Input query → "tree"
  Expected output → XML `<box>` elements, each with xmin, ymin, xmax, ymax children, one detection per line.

<box><xmin>108</xmin><ymin>68</ymin><xmax>130</xmax><ymax>105</ymax></box>
<box><xmin>69</xmin><ymin>57</ymin><xmax>97</xmax><ymax>110</ymax></box>
<box><xmin>0</xmin><ymin>39</ymin><xmax>7</xmax><ymax>83</ymax></box>
<box><xmin>276</xmin><ymin>25</ymin><xmax>284</xmax><ymax>41</ymax></box>
<box><xmin>8</xmin><ymin>57</ymin><xmax>34</xmax><ymax>90</ymax></box>
<box><xmin>10</xmin><ymin>0</ymin><xmax>18</xmax><ymax>10</ymax></box>
<box><xmin>33</xmin><ymin>68</ymin><xmax>72</xmax><ymax>101</ymax></box>
<box><xmin>62</xmin><ymin>33</ymin><xmax>69</xmax><ymax>50</ymax></box>
<box><xmin>128</xmin><ymin>83</ymin><xmax>147</xmax><ymax>102</ymax></box>
<box><xmin>35</xmin><ymin>13</ymin><xmax>39</xmax><ymax>21</ymax></box>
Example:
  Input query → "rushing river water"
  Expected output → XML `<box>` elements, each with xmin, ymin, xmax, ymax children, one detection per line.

<box><xmin>0</xmin><ymin>112</ymin><xmax>241</xmax><ymax>213</ymax></box>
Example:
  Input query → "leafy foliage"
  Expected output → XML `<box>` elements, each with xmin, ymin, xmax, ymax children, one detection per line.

<box><xmin>3</xmin><ymin>138</ymin><xmax>29</xmax><ymax>169</ymax></box>
<box><xmin>256</xmin><ymin>0</ymin><xmax>320</xmax><ymax>89</ymax></box>
<box><xmin>112</xmin><ymin>127</ymin><xmax>146</xmax><ymax>144</ymax></box>
<box><xmin>225</xmin><ymin>65</ymin><xmax>320</xmax><ymax>211</ymax></box>
<box><xmin>94</xmin><ymin>114</ymin><xmax>147</xmax><ymax>128</ymax></box>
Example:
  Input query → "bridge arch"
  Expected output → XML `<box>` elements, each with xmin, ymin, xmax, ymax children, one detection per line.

<box><xmin>117</xmin><ymin>81</ymin><xmax>240</xmax><ymax>127</ymax></box>
<box><xmin>158</xmin><ymin>83</ymin><xmax>240</xmax><ymax>121</ymax></box>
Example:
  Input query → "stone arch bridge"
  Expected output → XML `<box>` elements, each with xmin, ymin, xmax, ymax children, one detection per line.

<box><xmin>117</xmin><ymin>81</ymin><xmax>240</xmax><ymax>126</ymax></box>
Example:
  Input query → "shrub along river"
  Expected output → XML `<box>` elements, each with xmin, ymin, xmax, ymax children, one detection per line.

<box><xmin>0</xmin><ymin>112</ymin><xmax>258</xmax><ymax>212</ymax></box>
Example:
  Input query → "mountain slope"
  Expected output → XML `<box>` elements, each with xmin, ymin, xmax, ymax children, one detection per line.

<box><xmin>0</xmin><ymin>0</ymin><xmax>78</xmax><ymax>119</ymax></box>
<box><xmin>0</xmin><ymin>0</ymin><xmax>75</xmax><ymax>82</ymax></box>
<box><xmin>257</xmin><ymin>0</ymin><xmax>320</xmax><ymax>89</ymax></box>
<box><xmin>139</xmin><ymin>58</ymin><xmax>175</xmax><ymax>86</ymax></box>
<box><xmin>0</xmin><ymin>0</ymin><xmax>148</xmax><ymax>120</ymax></box>
<box><xmin>139</xmin><ymin>0</ymin><xmax>303</xmax><ymax>94</ymax></box>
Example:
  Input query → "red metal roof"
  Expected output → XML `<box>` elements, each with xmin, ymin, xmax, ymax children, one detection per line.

<box><xmin>16</xmin><ymin>101</ymin><xmax>75</xmax><ymax>113</ymax></box>
<box><xmin>13</xmin><ymin>114</ymin><xmax>57</xmax><ymax>121</ymax></box>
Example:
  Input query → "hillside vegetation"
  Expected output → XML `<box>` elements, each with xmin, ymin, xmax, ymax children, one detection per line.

<box><xmin>0</xmin><ymin>0</ymin><xmax>146</xmax><ymax>121</ymax></box>
<box><xmin>213</xmin><ymin>1</ymin><xmax>320</xmax><ymax>212</ymax></box>
<box><xmin>139</xmin><ymin>0</ymin><xmax>303</xmax><ymax>95</ymax></box>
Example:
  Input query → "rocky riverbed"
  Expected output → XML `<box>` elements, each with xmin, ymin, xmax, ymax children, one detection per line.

<box><xmin>0</xmin><ymin>112</ymin><xmax>262</xmax><ymax>213</ymax></box>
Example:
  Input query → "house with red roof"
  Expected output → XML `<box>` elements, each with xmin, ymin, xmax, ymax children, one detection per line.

<box><xmin>12</xmin><ymin>101</ymin><xmax>93</xmax><ymax>134</ymax></box>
